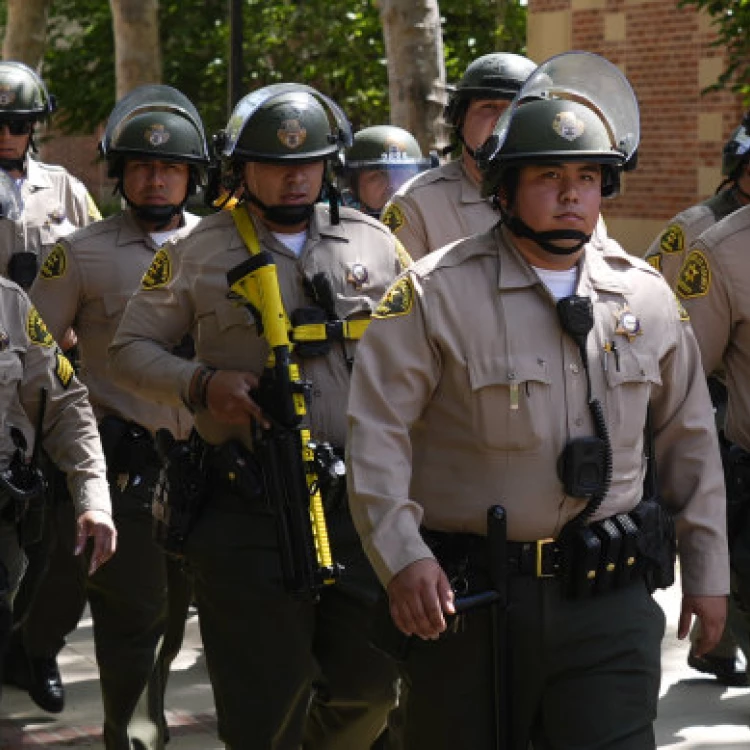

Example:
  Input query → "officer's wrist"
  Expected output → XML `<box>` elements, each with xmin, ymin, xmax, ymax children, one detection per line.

<box><xmin>187</xmin><ymin>365</ymin><xmax>217</xmax><ymax>412</ymax></box>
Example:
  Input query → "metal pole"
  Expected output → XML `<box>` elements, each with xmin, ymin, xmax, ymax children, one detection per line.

<box><xmin>229</xmin><ymin>0</ymin><xmax>244</xmax><ymax>114</ymax></box>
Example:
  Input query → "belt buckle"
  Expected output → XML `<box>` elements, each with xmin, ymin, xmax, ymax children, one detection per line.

<box><xmin>536</xmin><ymin>538</ymin><xmax>556</xmax><ymax>578</ymax></box>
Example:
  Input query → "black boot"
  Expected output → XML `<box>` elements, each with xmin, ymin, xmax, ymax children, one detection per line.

<box><xmin>27</xmin><ymin>656</ymin><xmax>65</xmax><ymax>713</ymax></box>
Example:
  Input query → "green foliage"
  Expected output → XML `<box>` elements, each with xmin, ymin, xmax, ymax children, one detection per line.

<box><xmin>678</xmin><ymin>0</ymin><xmax>750</xmax><ymax>102</ymax></box>
<box><xmin>32</xmin><ymin>0</ymin><xmax>526</xmax><ymax>137</ymax></box>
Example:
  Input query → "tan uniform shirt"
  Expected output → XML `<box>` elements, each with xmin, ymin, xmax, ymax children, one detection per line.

<box><xmin>109</xmin><ymin>205</ymin><xmax>406</xmax><ymax>450</ymax></box>
<box><xmin>0</xmin><ymin>157</ymin><xmax>101</xmax><ymax>278</ymax></box>
<box><xmin>676</xmin><ymin>204</ymin><xmax>750</xmax><ymax>452</ymax></box>
<box><xmin>347</xmin><ymin>225</ymin><xmax>728</xmax><ymax>597</ymax></box>
<box><xmin>380</xmin><ymin>160</ymin><xmax>497</xmax><ymax>261</ymax></box>
<box><xmin>381</xmin><ymin>158</ymin><xmax>609</xmax><ymax>260</ymax></box>
<box><xmin>644</xmin><ymin>189</ymin><xmax>742</xmax><ymax>288</ymax></box>
<box><xmin>29</xmin><ymin>211</ymin><xmax>197</xmax><ymax>438</ymax></box>
<box><xmin>0</xmin><ymin>277</ymin><xmax>110</xmax><ymax>516</ymax></box>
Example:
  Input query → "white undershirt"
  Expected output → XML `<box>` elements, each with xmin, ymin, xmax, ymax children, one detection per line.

<box><xmin>273</xmin><ymin>230</ymin><xmax>308</xmax><ymax>257</ymax></box>
<box><xmin>149</xmin><ymin>211</ymin><xmax>201</xmax><ymax>247</ymax></box>
<box><xmin>534</xmin><ymin>266</ymin><xmax>578</xmax><ymax>301</ymax></box>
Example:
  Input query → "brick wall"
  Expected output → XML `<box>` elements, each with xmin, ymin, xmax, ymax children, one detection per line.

<box><xmin>528</xmin><ymin>0</ymin><xmax>744</xmax><ymax>252</ymax></box>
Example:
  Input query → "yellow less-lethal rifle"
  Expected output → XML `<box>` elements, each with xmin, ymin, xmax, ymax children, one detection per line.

<box><xmin>227</xmin><ymin>208</ymin><xmax>339</xmax><ymax>599</ymax></box>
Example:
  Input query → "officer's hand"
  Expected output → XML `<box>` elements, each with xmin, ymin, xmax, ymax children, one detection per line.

<box><xmin>678</xmin><ymin>594</ymin><xmax>728</xmax><ymax>656</ymax></box>
<box><xmin>387</xmin><ymin>558</ymin><xmax>455</xmax><ymax>641</ymax></box>
<box><xmin>75</xmin><ymin>510</ymin><xmax>118</xmax><ymax>576</ymax></box>
<box><xmin>205</xmin><ymin>370</ymin><xmax>269</xmax><ymax>428</ymax></box>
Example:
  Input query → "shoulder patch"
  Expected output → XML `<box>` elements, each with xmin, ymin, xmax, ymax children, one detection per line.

<box><xmin>40</xmin><ymin>243</ymin><xmax>67</xmax><ymax>280</ymax></box>
<box><xmin>381</xmin><ymin>203</ymin><xmax>406</xmax><ymax>234</ymax></box>
<box><xmin>659</xmin><ymin>223</ymin><xmax>685</xmax><ymax>254</ymax></box>
<box><xmin>395</xmin><ymin>239</ymin><xmax>413</xmax><ymax>271</ymax></box>
<box><xmin>674</xmin><ymin>295</ymin><xmax>690</xmax><ymax>322</ymax></box>
<box><xmin>676</xmin><ymin>249</ymin><xmax>711</xmax><ymax>300</ymax></box>
<box><xmin>26</xmin><ymin>307</ymin><xmax>55</xmax><ymax>347</ymax></box>
<box><xmin>54</xmin><ymin>351</ymin><xmax>74</xmax><ymax>388</ymax></box>
<box><xmin>645</xmin><ymin>253</ymin><xmax>662</xmax><ymax>273</ymax></box>
<box><xmin>141</xmin><ymin>248</ymin><xmax>172</xmax><ymax>290</ymax></box>
<box><xmin>374</xmin><ymin>276</ymin><xmax>414</xmax><ymax>319</ymax></box>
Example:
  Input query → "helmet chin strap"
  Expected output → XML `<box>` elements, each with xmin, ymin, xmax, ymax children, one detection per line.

<box><xmin>119</xmin><ymin>180</ymin><xmax>185</xmax><ymax>230</ymax></box>
<box><xmin>0</xmin><ymin>157</ymin><xmax>25</xmax><ymax>174</ymax></box>
<box><xmin>245</xmin><ymin>189</ymin><xmax>315</xmax><ymax>226</ymax></box>
<box><xmin>506</xmin><ymin>215</ymin><xmax>590</xmax><ymax>256</ymax></box>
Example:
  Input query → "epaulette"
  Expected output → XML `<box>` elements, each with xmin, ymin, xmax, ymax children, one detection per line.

<box><xmin>335</xmin><ymin>205</ymin><xmax>393</xmax><ymax>238</ymax></box>
<box><xmin>60</xmin><ymin>213</ymin><xmax>122</xmax><ymax>244</ymax></box>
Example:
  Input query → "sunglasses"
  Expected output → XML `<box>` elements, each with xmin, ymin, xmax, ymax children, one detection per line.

<box><xmin>0</xmin><ymin>120</ymin><xmax>34</xmax><ymax>136</ymax></box>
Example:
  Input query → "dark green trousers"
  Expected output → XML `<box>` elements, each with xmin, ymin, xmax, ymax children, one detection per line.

<box><xmin>394</xmin><ymin>576</ymin><xmax>664</xmax><ymax>750</ymax></box>
<box><xmin>87</xmin><ymin>490</ymin><xmax>192</xmax><ymax>750</ymax></box>
<box><xmin>185</xmin><ymin>500</ymin><xmax>398</xmax><ymax>750</ymax></box>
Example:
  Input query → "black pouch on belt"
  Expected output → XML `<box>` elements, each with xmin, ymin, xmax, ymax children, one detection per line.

<box><xmin>630</xmin><ymin>497</ymin><xmax>676</xmax><ymax>592</ymax></box>
<box><xmin>8</xmin><ymin>252</ymin><xmax>38</xmax><ymax>290</ymax></box>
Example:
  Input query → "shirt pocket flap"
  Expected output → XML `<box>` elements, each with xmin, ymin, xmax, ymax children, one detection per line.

<box><xmin>467</xmin><ymin>355</ymin><xmax>551</xmax><ymax>391</ymax></box>
<box><xmin>605</xmin><ymin>348</ymin><xmax>662</xmax><ymax>388</ymax></box>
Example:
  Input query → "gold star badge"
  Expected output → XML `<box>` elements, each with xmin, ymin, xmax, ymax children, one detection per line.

<box><xmin>614</xmin><ymin>305</ymin><xmax>642</xmax><ymax>342</ymax></box>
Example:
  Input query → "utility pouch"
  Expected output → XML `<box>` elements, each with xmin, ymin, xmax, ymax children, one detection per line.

<box><xmin>8</xmin><ymin>252</ymin><xmax>38</xmax><ymax>290</ymax></box>
<box><xmin>98</xmin><ymin>415</ymin><xmax>131</xmax><ymax>471</ymax></box>
<box><xmin>630</xmin><ymin>497</ymin><xmax>676</xmax><ymax>592</ymax></box>
<box><xmin>561</xmin><ymin>525</ymin><xmax>601</xmax><ymax>599</ymax></box>
<box><xmin>591</xmin><ymin>517</ymin><xmax>622</xmax><ymax>594</ymax></box>
<box><xmin>152</xmin><ymin>429</ymin><xmax>209</xmax><ymax>558</ymax></box>
<box><xmin>613</xmin><ymin>513</ymin><xmax>640</xmax><ymax>587</ymax></box>
<box><xmin>291</xmin><ymin>307</ymin><xmax>331</xmax><ymax>358</ymax></box>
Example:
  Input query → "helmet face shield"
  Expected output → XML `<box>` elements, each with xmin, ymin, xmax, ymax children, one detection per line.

<box><xmin>722</xmin><ymin>113</ymin><xmax>750</xmax><ymax>178</ymax></box>
<box><xmin>478</xmin><ymin>51</ymin><xmax>640</xmax><ymax>198</ymax></box>
<box><xmin>0</xmin><ymin>62</ymin><xmax>55</xmax><ymax>120</ymax></box>
<box><xmin>0</xmin><ymin>169</ymin><xmax>22</xmax><ymax>220</ymax></box>
<box><xmin>221</xmin><ymin>83</ymin><xmax>352</xmax><ymax>163</ymax></box>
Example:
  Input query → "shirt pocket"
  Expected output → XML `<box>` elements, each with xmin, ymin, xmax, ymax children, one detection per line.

<box><xmin>604</xmin><ymin>347</ymin><xmax>662</xmax><ymax>448</ymax></box>
<box><xmin>467</xmin><ymin>355</ymin><xmax>552</xmax><ymax>451</ymax></box>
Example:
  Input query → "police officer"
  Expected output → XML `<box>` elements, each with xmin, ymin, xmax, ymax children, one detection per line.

<box><xmin>645</xmin><ymin>111</ymin><xmax>750</xmax><ymax>287</ymax></box>
<box><xmin>29</xmin><ymin>84</ymin><xmax>207</xmax><ymax>749</ymax></box>
<box><xmin>645</xmin><ymin>113</ymin><xmax>750</xmax><ymax>686</ymax></box>
<box><xmin>0</xmin><ymin>60</ymin><xmax>102</xmax><ymax>715</ymax></box>
<box><xmin>0</xmin><ymin>61</ymin><xmax>100</xmax><ymax>287</ymax></box>
<box><xmin>676</xmin><ymin>201</ymin><xmax>750</xmax><ymax>689</ymax></box>
<box><xmin>0</xmin><ymin>170</ymin><xmax>115</xmax><ymax>698</ymax></box>
<box><xmin>339</xmin><ymin>125</ymin><xmax>436</xmax><ymax>218</ymax></box>
<box><xmin>380</xmin><ymin>52</ymin><xmax>536</xmax><ymax>260</ymax></box>
<box><xmin>110</xmin><ymin>83</ymin><xmax>403</xmax><ymax>749</ymax></box>
<box><xmin>347</xmin><ymin>52</ymin><xmax>728</xmax><ymax>749</ymax></box>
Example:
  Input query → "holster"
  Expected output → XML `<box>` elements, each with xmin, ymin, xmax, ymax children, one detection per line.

<box><xmin>0</xmin><ymin>460</ymin><xmax>47</xmax><ymax>548</ymax></box>
<box><xmin>152</xmin><ymin>429</ymin><xmax>210</xmax><ymax>558</ymax></box>
<box><xmin>98</xmin><ymin>415</ymin><xmax>160</xmax><ymax>513</ymax></box>
<box><xmin>629</xmin><ymin>497</ymin><xmax>676</xmax><ymax>593</ymax></box>
<box><xmin>7</xmin><ymin>252</ymin><xmax>38</xmax><ymax>290</ymax></box>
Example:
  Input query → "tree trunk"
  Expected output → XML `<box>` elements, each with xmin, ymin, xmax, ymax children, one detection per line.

<box><xmin>2</xmin><ymin>0</ymin><xmax>51</xmax><ymax>67</ymax></box>
<box><xmin>378</xmin><ymin>0</ymin><xmax>448</xmax><ymax>155</ymax></box>
<box><xmin>109</xmin><ymin>0</ymin><xmax>162</xmax><ymax>98</ymax></box>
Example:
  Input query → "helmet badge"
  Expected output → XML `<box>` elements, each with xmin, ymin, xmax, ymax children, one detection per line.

<box><xmin>145</xmin><ymin>123</ymin><xmax>171</xmax><ymax>147</ymax></box>
<box><xmin>383</xmin><ymin>140</ymin><xmax>408</xmax><ymax>161</ymax></box>
<box><xmin>277</xmin><ymin>119</ymin><xmax>307</xmax><ymax>150</ymax></box>
<box><xmin>552</xmin><ymin>111</ymin><xmax>586</xmax><ymax>142</ymax></box>
<box><xmin>0</xmin><ymin>86</ymin><xmax>16</xmax><ymax>108</ymax></box>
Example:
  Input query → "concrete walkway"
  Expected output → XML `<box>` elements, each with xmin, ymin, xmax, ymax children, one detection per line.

<box><xmin>0</xmin><ymin>585</ymin><xmax>747</xmax><ymax>749</ymax></box>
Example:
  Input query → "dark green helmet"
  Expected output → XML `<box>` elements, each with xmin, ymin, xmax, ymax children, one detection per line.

<box><xmin>722</xmin><ymin>112</ymin><xmax>750</xmax><ymax>180</ymax></box>
<box><xmin>445</xmin><ymin>52</ymin><xmax>536</xmax><ymax>127</ymax></box>
<box><xmin>219</xmin><ymin>83</ymin><xmax>352</xmax><ymax>164</ymax></box>
<box><xmin>0</xmin><ymin>61</ymin><xmax>55</xmax><ymax>120</ymax></box>
<box><xmin>100</xmin><ymin>84</ymin><xmax>210</xmax><ymax>178</ymax></box>
<box><xmin>478</xmin><ymin>51</ymin><xmax>639</xmax><ymax>199</ymax></box>
<box><xmin>346</xmin><ymin>126</ymin><xmax>425</xmax><ymax>168</ymax></box>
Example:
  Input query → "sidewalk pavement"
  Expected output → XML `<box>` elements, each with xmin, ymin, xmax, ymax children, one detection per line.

<box><xmin>0</xmin><ymin>584</ymin><xmax>748</xmax><ymax>749</ymax></box>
